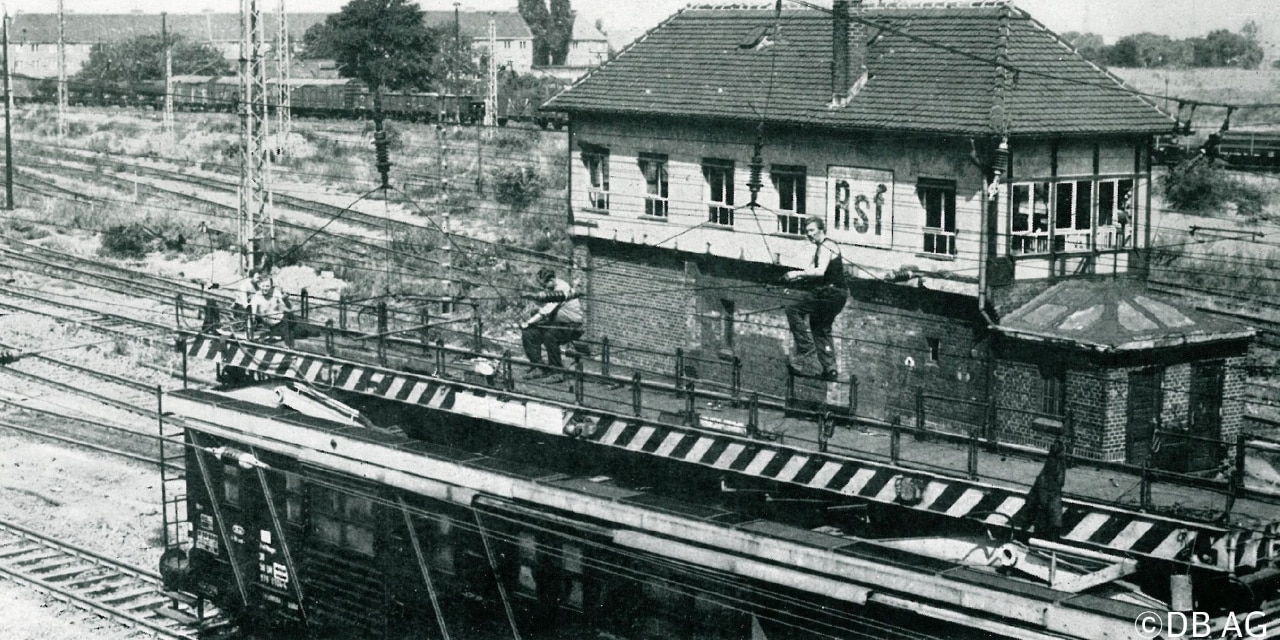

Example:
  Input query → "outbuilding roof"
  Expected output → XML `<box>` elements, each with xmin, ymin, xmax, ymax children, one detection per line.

<box><xmin>546</xmin><ymin>2</ymin><xmax>1173</xmax><ymax>136</ymax></box>
<box><xmin>997</xmin><ymin>280</ymin><xmax>1254</xmax><ymax>352</ymax></box>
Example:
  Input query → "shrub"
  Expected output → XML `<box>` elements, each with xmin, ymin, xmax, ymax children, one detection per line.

<box><xmin>492</xmin><ymin>130</ymin><xmax>536</xmax><ymax>153</ymax></box>
<box><xmin>1162</xmin><ymin>161</ymin><xmax>1269</xmax><ymax>216</ymax></box>
<box><xmin>99</xmin><ymin>223</ymin><xmax>152</xmax><ymax>259</ymax></box>
<box><xmin>491</xmin><ymin>164</ymin><xmax>545</xmax><ymax>210</ymax></box>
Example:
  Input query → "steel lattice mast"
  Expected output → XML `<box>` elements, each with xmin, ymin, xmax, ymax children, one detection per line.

<box><xmin>57</xmin><ymin>0</ymin><xmax>67</xmax><ymax>142</ymax></box>
<box><xmin>484</xmin><ymin>15</ymin><xmax>497</xmax><ymax>127</ymax></box>
<box><xmin>162</xmin><ymin>13</ymin><xmax>174</xmax><ymax>142</ymax></box>
<box><xmin>275</xmin><ymin>0</ymin><xmax>291</xmax><ymax>144</ymax></box>
<box><xmin>239</xmin><ymin>0</ymin><xmax>272</xmax><ymax>273</ymax></box>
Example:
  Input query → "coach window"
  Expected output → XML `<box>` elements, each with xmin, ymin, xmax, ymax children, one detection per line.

<box><xmin>581</xmin><ymin>144</ymin><xmax>610</xmax><ymax>211</ymax></box>
<box><xmin>284</xmin><ymin>472</ymin><xmax>303</xmax><ymax>523</ymax></box>
<box><xmin>639</xmin><ymin>153</ymin><xmax>669</xmax><ymax>218</ymax></box>
<box><xmin>223</xmin><ymin>464</ymin><xmax>241</xmax><ymax>506</ymax></box>
<box><xmin>311</xmin><ymin>486</ymin><xmax>375</xmax><ymax>556</ymax></box>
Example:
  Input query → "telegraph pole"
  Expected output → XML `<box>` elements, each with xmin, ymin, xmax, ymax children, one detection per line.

<box><xmin>452</xmin><ymin>2</ymin><xmax>460</xmax><ymax>119</ymax></box>
<box><xmin>162</xmin><ymin>12</ymin><xmax>174</xmax><ymax>143</ymax></box>
<box><xmin>3</xmin><ymin>14</ymin><xmax>13</xmax><ymax>211</ymax></box>
<box><xmin>57</xmin><ymin>0</ymin><xmax>67</xmax><ymax>142</ymax></box>
<box><xmin>484</xmin><ymin>14</ymin><xmax>496</xmax><ymax>127</ymax></box>
<box><xmin>239</xmin><ymin>0</ymin><xmax>271</xmax><ymax>272</ymax></box>
<box><xmin>275</xmin><ymin>0</ymin><xmax>290</xmax><ymax>145</ymax></box>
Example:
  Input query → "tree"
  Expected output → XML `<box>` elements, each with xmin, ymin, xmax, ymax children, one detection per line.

<box><xmin>1194</xmin><ymin>27</ymin><xmax>1263</xmax><ymax>68</ymax></box>
<box><xmin>548</xmin><ymin>0</ymin><xmax>574</xmax><ymax>66</ymax></box>
<box><xmin>300</xmin><ymin>0</ymin><xmax>448</xmax><ymax>98</ymax></box>
<box><xmin>75</xmin><ymin>34</ymin><xmax>230</xmax><ymax>84</ymax></box>
<box><xmin>1061</xmin><ymin>31</ymin><xmax>1105</xmax><ymax>63</ymax></box>
<box><xmin>518</xmin><ymin>0</ymin><xmax>553</xmax><ymax>67</ymax></box>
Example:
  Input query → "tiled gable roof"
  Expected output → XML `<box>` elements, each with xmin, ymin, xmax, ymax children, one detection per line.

<box><xmin>10</xmin><ymin>11</ymin><xmax>530</xmax><ymax>44</ymax></box>
<box><xmin>547</xmin><ymin>2</ymin><xmax>1172</xmax><ymax>136</ymax></box>
<box><xmin>421</xmin><ymin>11</ymin><xmax>533</xmax><ymax>40</ymax></box>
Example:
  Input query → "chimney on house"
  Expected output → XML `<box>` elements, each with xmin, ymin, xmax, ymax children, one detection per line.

<box><xmin>831</xmin><ymin>0</ymin><xmax>866</xmax><ymax>106</ymax></box>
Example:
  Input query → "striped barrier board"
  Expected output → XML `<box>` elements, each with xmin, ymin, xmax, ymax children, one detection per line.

<box><xmin>182</xmin><ymin>333</ymin><xmax>1278</xmax><ymax>574</ymax></box>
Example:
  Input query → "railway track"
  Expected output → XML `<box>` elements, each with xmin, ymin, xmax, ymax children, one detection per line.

<box><xmin>1149</xmin><ymin>279</ymin><xmax>1280</xmax><ymax>349</ymax></box>
<box><xmin>0</xmin><ymin>519</ymin><xmax>231</xmax><ymax>640</ymax></box>
<box><xmin>23</xmin><ymin>144</ymin><xmax>571</xmax><ymax>265</ymax></box>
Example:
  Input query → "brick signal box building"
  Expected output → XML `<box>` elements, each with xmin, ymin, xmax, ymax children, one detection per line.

<box><xmin>546</xmin><ymin>1</ymin><xmax>1255</xmax><ymax>469</ymax></box>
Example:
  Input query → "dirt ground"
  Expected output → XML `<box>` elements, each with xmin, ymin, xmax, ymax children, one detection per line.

<box><xmin>0</xmin><ymin>434</ymin><xmax>160</xmax><ymax>639</ymax></box>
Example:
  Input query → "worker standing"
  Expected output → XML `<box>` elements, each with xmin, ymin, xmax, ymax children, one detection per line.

<box><xmin>783</xmin><ymin>216</ymin><xmax>848</xmax><ymax>381</ymax></box>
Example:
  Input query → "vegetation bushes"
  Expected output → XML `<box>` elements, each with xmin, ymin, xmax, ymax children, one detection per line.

<box><xmin>491</xmin><ymin>164</ymin><xmax>546</xmax><ymax>210</ymax></box>
<box><xmin>1161</xmin><ymin>161</ymin><xmax>1268</xmax><ymax>217</ymax></box>
<box><xmin>99</xmin><ymin>223</ymin><xmax>153</xmax><ymax>259</ymax></box>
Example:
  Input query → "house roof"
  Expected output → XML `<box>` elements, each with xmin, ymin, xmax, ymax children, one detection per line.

<box><xmin>10</xmin><ymin>13</ymin><xmax>327</xmax><ymax>44</ymax></box>
<box><xmin>546</xmin><ymin>2</ymin><xmax>1173</xmax><ymax>136</ymax></box>
<box><xmin>422</xmin><ymin>11</ymin><xmax>532</xmax><ymax>40</ymax></box>
<box><xmin>997</xmin><ymin>280</ymin><xmax>1254</xmax><ymax>352</ymax></box>
<box><xmin>10</xmin><ymin>10</ymin><xmax>531</xmax><ymax>44</ymax></box>
<box><xmin>571</xmin><ymin>13</ymin><xmax>608</xmax><ymax>42</ymax></box>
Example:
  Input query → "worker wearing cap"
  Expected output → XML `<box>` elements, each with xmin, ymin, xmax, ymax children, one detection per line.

<box><xmin>521</xmin><ymin>268</ymin><xmax>584</xmax><ymax>378</ymax></box>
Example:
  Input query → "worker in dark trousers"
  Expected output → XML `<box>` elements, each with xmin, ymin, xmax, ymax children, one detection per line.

<box><xmin>783</xmin><ymin>216</ymin><xmax>848</xmax><ymax>380</ymax></box>
<box><xmin>521</xmin><ymin>268</ymin><xmax>584</xmax><ymax>379</ymax></box>
<box><xmin>1018</xmin><ymin>439</ymin><xmax>1067</xmax><ymax>541</ymax></box>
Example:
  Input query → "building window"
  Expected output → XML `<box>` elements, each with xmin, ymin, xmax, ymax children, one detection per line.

<box><xmin>1040</xmin><ymin>366</ymin><xmax>1067</xmax><ymax>417</ymax></box>
<box><xmin>639</xmin><ymin>153</ymin><xmax>669</xmax><ymax>218</ymax></box>
<box><xmin>520</xmin><ymin>41</ymin><xmax>526</xmax><ymax>49</ymax></box>
<box><xmin>721</xmin><ymin>299</ymin><xmax>736</xmax><ymax>349</ymax></box>
<box><xmin>772</xmin><ymin>165</ymin><xmax>806</xmax><ymax>234</ymax></box>
<box><xmin>927</xmin><ymin>337</ymin><xmax>940</xmax><ymax>363</ymax></box>
<box><xmin>1011</xmin><ymin>182</ymin><xmax>1050</xmax><ymax>255</ymax></box>
<box><xmin>1096</xmin><ymin>178</ymin><xmax>1133</xmax><ymax>248</ymax></box>
<box><xmin>311</xmin><ymin>485</ymin><xmax>375</xmax><ymax>556</ymax></box>
<box><xmin>581</xmin><ymin>144</ymin><xmax>609</xmax><ymax>210</ymax></box>
<box><xmin>918</xmin><ymin>178</ymin><xmax>956</xmax><ymax>255</ymax></box>
<box><xmin>703</xmin><ymin>158</ymin><xmax>735</xmax><ymax>225</ymax></box>
<box><xmin>1053</xmin><ymin>180</ymin><xmax>1093</xmax><ymax>252</ymax></box>
<box><xmin>504</xmin><ymin>41</ymin><xmax>511</xmax><ymax>49</ymax></box>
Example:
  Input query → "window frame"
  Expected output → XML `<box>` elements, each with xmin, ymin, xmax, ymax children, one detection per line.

<box><xmin>1010</xmin><ymin>175</ymin><xmax>1140</xmax><ymax>258</ymax></box>
<box><xmin>309</xmin><ymin>485</ymin><xmax>376</xmax><ymax>557</ymax></box>
<box><xmin>703</xmin><ymin>158</ymin><xmax>735</xmax><ymax>226</ymax></box>
<box><xmin>1040</xmin><ymin>365</ymin><xmax>1067</xmax><ymax>417</ymax></box>
<box><xmin>580</xmin><ymin>144</ymin><xmax>610</xmax><ymax>211</ymax></box>
<box><xmin>772</xmin><ymin>165</ymin><xmax>807</xmax><ymax>235</ymax></box>
<box><xmin>917</xmin><ymin>177</ymin><xmax>957</xmax><ymax>256</ymax></box>
<box><xmin>639</xmin><ymin>152</ymin><xmax>670</xmax><ymax>218</ymax></box>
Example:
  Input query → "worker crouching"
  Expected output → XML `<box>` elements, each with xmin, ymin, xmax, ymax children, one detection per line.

<box><xmin>521</xmin><ymin>268</ymin><xmax>584</xmax><ymax>379</ymax></box>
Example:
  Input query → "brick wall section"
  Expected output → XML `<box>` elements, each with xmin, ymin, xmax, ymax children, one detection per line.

<box><xmin>579</xmin><ymin>241</ymin><xmax>696</xmax><ymax>380</ymax></box>
<box><xmin>579</xmin><ymin>238</ymin><xmax>1251</xmax><ymax>467</ymax></box>
<box><xmin>995</xmin><ymin>344</ymin><xmax>1250</xmax><ymax>465</ymax></box>
<box><xmin>579</xmin><ymin>238</ymin><xmax>991</xmax><ymax>418</ymax></box>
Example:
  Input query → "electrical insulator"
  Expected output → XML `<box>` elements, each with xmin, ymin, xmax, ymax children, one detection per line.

<box><xmin>747</xmin><ymin>140</ymin><xmax>765</xmax><ymax>208</ymax></box>
<box><xmin>209</xmin><ymin>446</ymin><xmax>269</xmax><ymax>469</ymax></box>
<box><xmin>373</xmin><ymin>116</ymin><xmax>392</xmax><ymax>190</ymax></box>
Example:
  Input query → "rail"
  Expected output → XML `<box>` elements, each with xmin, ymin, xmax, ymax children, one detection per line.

<box><xmin>0</xmin><ymin>518</ymin><xmax>226</xmax><ymax>639</ymax></box>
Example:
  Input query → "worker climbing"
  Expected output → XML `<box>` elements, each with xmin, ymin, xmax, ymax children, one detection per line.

<box><xmin>783</xmin><ymin>216</ymin><xmax>848</xmax><ymax>381</ymax></box>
